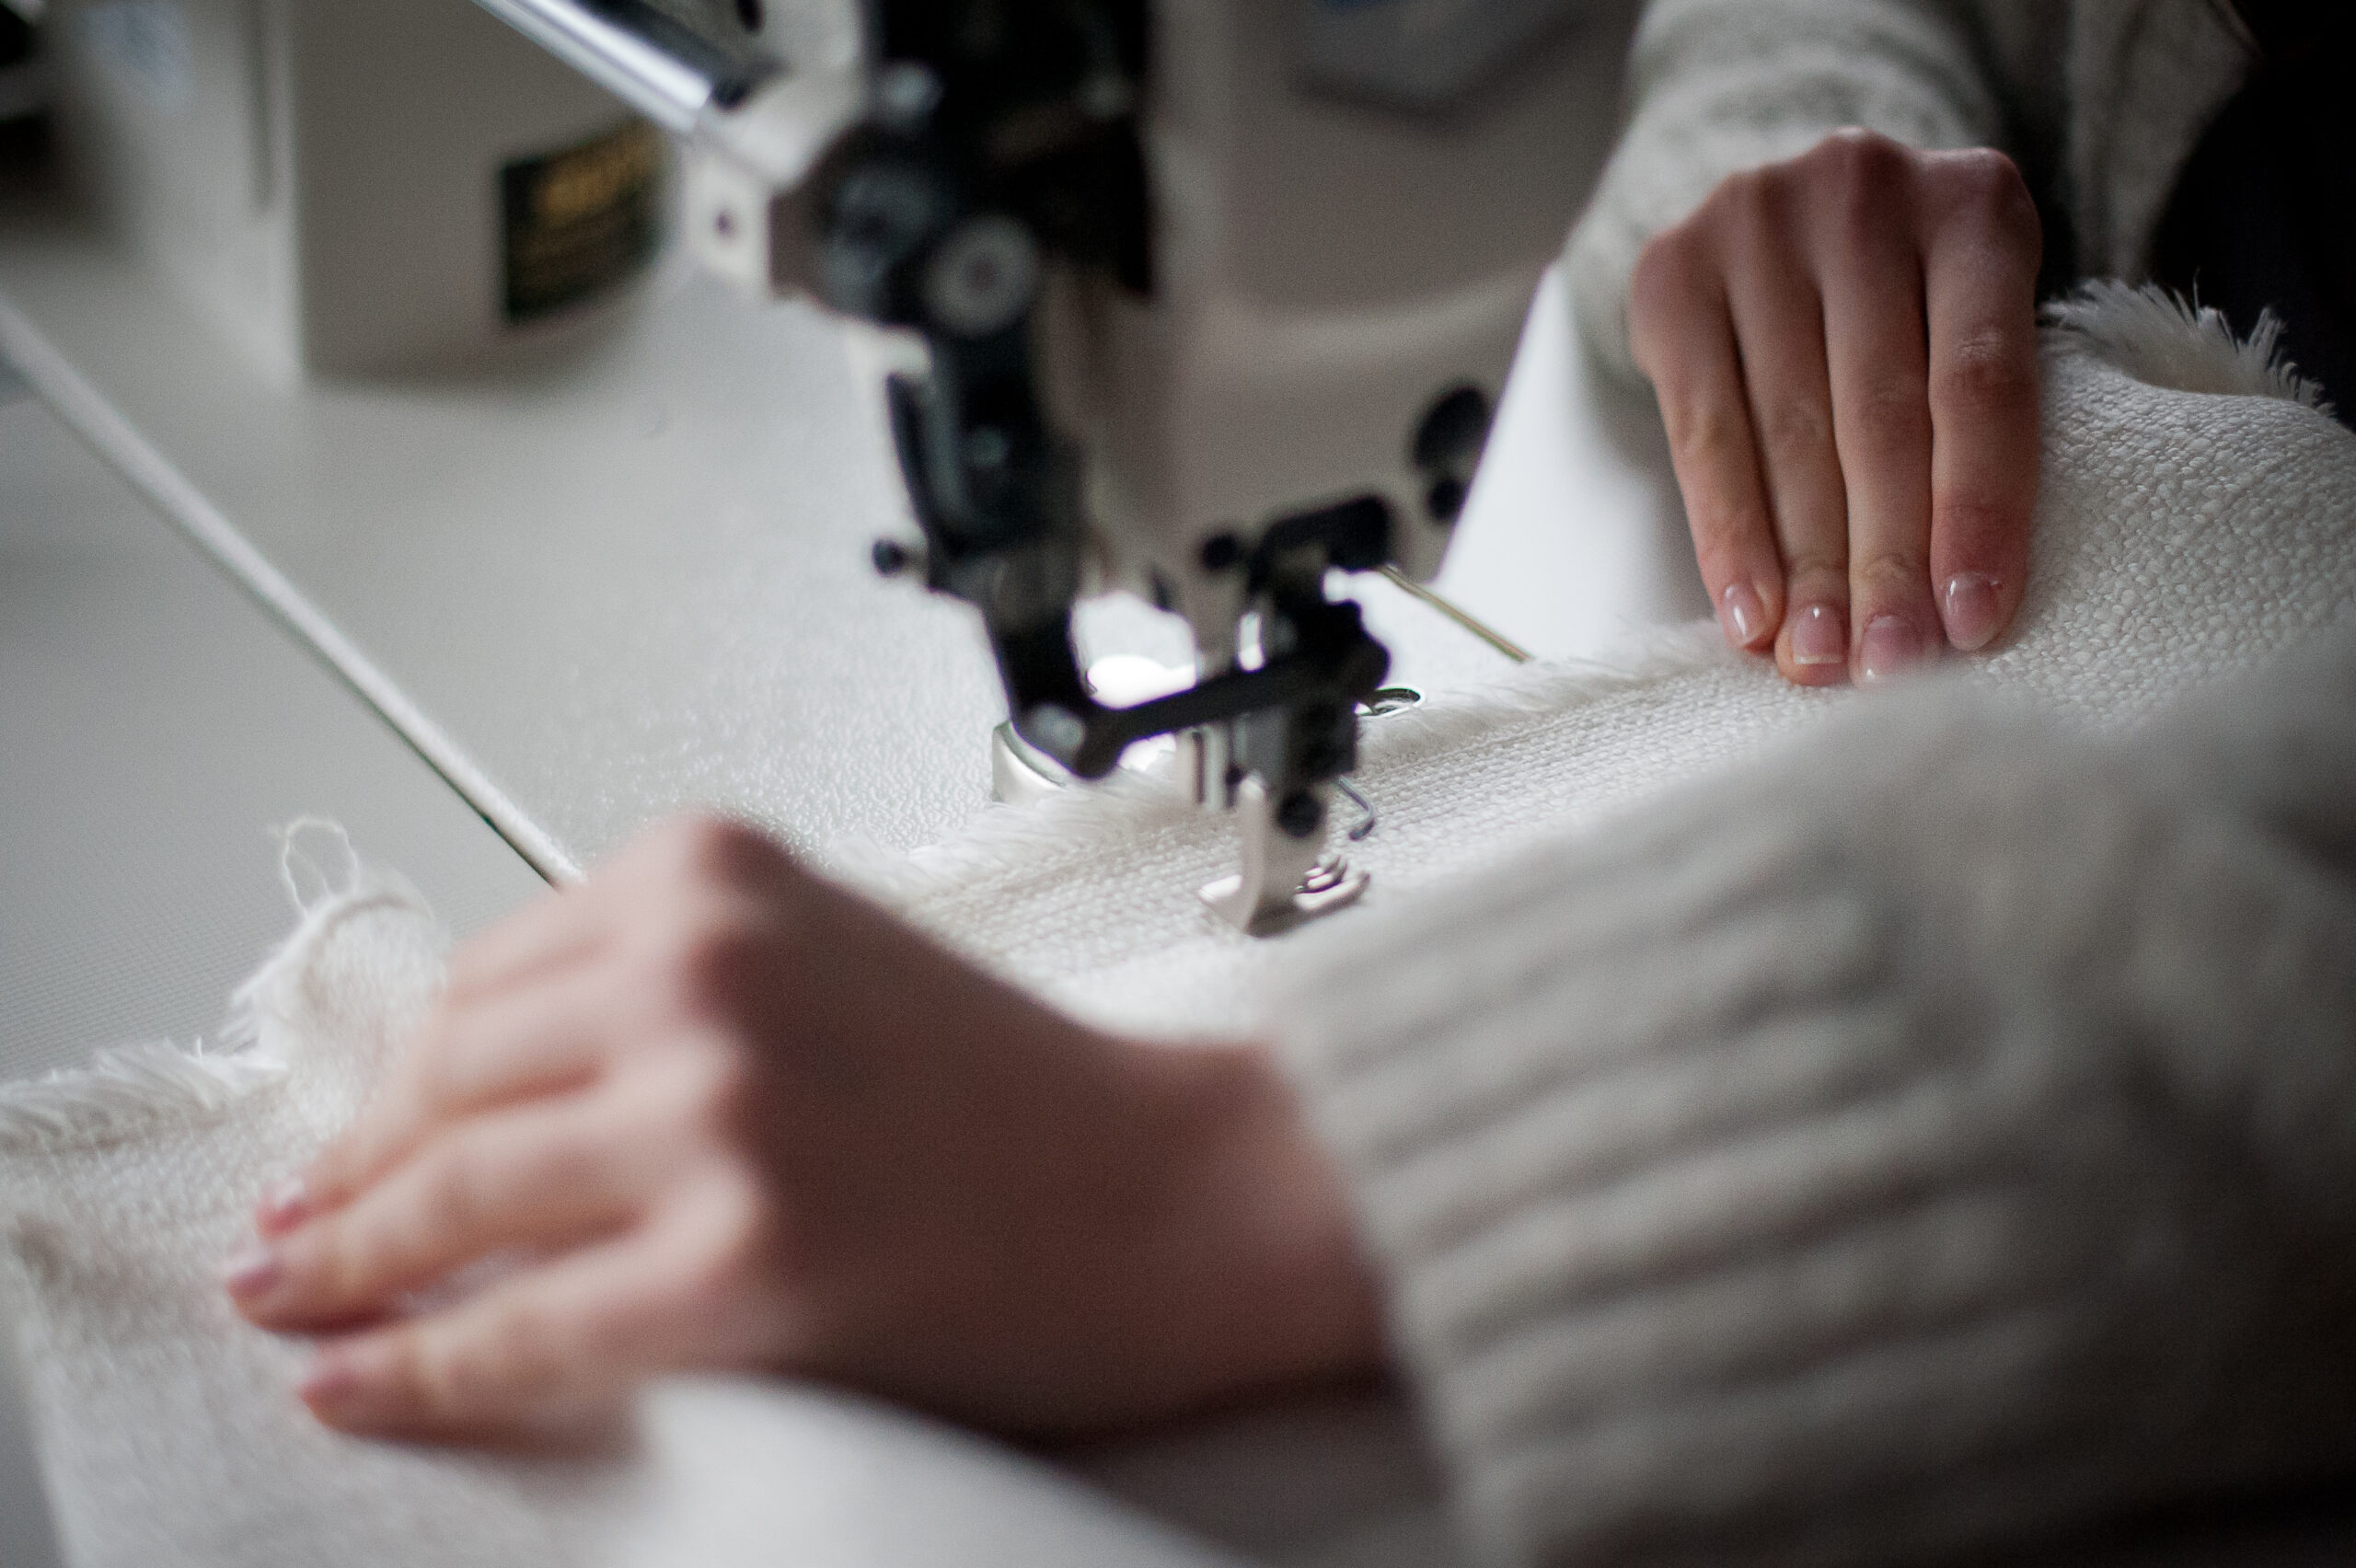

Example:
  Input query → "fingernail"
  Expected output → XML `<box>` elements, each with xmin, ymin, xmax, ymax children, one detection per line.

<box><xmin>1718</xmin><ymin>582</ymin><xmax>1769</xmax><ymax>648</ymax></box>
<box><xmin>221</xmin><ymin>1242</ymin><xmax>282</xmax><ymax>1298</ymax></box>
<box><xmin>257</xmin><ymin>1176</ymin><xmax>310</xmax><ymax>1232</ymax></box>
<box><xmin>1857</xmin><ymin>615</ymin><xmax>1925</xmax><ymax>684</ymax></box>
<box><xmin>1790</xmin><ymin>603</ymin><xmax>1847</xmax><ymax>665</ymax></box>
<box><xmin>297</xmin><ymin>1346</ymin><xmax>361</xmax><ymax>1409</ymax></box>
<box><xmin>1942</xmin><ymin>571</ymin><xmax>2004</xmax><ymax>651</ymax></box>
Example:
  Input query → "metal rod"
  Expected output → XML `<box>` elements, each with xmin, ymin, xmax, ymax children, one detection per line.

<box><xmin>469</xmin><ymin>0</ymin><xmax>769</xmax><ymax>133</ymax></box>
<box><xmin>1376</xmin><ymin>566</ymin><xmax>1533</xmax><ymax>663</ymax></box>
<box><xmin>1335</xmin><ymin>778</ymin><xmax>1378</xmax><ymax>841</ymax></box>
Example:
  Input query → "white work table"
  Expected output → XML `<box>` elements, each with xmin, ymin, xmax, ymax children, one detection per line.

<box><xmin>0</xmin><ymin>388</ymin><xmax>548</xmax><ymax>1080</ymax></box>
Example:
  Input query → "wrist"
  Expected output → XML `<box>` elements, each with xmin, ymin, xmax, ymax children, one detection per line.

<box><xmin>1116</xmin><ymin>1035</ymin><xmax>1388</xmax><ymax>1407</ymax></box>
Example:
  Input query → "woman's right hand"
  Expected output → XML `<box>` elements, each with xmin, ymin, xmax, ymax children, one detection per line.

<box><xmin>1628</xmin><ymin>129</ymin><xmax>2044</xmax><ymax>686</ymax></box>
<box><xmin>225</xmin><ymin>815</ymin><xmax>1380</xmax><ymax>1443</ymax></box>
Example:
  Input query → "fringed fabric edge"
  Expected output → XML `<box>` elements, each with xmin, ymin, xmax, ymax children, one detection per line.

<box><xmin>2043</xmin><ymin>280</ymin><xmax>2334</xmax><ymax>415</ymax></box>
<box><xmin>0</xmin><ymin>821</ymin><xmax>438</xmax><ymax>1154</ymax></box>
<box><xmin>0</xmin><ymin>1044</ymin><xmax>288</xmax><ymax>1154</ymax></box>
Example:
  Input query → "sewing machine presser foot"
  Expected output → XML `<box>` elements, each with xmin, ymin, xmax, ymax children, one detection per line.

<box><xmin>1199</xmin><ymin>778</ymin><xmax>1369</xmax><ymax>936</ymax></box>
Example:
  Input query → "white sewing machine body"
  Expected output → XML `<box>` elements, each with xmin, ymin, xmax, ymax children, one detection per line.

<box><xmin>1041</xmin><ymin>0</ymin><xmax>1601</xmax><ymax>631</ymax></box>
<box><xmin>40</xmin><ymin>0</ymin><xmax>662</xmax><ymax>378</ymax></box>
<box><xmin>475</xmin><ymin>0</ymin><xmax>1601</xmax><ymax>929</ymax></box>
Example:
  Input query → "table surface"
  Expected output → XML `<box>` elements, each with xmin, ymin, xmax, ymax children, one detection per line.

<box><xmin>0</xmin><ymin>390</ymin><xmax>547</xmax><ymax>1083</ymax></box>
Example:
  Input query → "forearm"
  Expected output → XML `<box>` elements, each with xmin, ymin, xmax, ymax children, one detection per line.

<box><xmin>1266</xmin><ymin>628</ymin><xmax>2356</xmax><ymax>1565</ymax></box>
<box><xmin>1569</xmin><ymin>0</ymin><xmax>2003</xmax><ymax>381</ymax></box>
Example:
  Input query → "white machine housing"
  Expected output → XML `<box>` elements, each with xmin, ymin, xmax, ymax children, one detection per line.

<box><xmin>475</xmin><ymin>0</ymin><xmax>1610</xmax><ymax>930</ymax></box>
<box><xmin>1049</xmin><ymin>0</ymin><xmax>1601</xmax><ymax>654</ymax></box>
<box><xmin>656</xmin><ymin>0</ymin><xmax>1599</xmax><ymax>640</ymax></box>
<box><xmin>44</xmin><ymin>0</ymin><xmax>654</xmax><ymax>379</ymax></box>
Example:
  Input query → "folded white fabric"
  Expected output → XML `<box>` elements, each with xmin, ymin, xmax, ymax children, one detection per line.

<box><xmin>3</xmin><ymin>285</ymin><xmax>2351</xmax><ymax>1568</ymax></box>
<box><xmin>870</xmin><ymin>286</ymin><xmax>2356</xmax><ymax>1042</ymax></box>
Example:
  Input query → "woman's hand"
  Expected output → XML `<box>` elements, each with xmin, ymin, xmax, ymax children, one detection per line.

<box><xmin>225</xmin><ymin>816</ymin><xmax>1381</xmax><ymax>1442</ymax></box>
<box><xmin>1629</xmin><ymin>130</ymin><xmax>2043</xmax><ymax>685</ymax></box>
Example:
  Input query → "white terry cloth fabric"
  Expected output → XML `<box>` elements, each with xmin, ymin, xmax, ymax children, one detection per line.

<box><xmin>866</xmin><ymin>286</ymin><xmax>2356</xmax><ymax>1043</ymax></box>
<box><xmin>2</xmin><ymin>285</ymin><xmax>2351</xmax><ymax>1568</ymax></box>
<box><xmin>0</xmin><ymin>827</ymin><xmax>1246</xmax><ymax>1568</ymax></box>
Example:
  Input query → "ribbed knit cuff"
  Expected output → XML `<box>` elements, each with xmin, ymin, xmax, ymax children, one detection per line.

<box><xmin>1266</xmin><ymin>692</ymin><xmax>2356</xmax><ymax>1565</ymax></box>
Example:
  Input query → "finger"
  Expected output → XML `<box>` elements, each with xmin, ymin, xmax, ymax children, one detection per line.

<box><xmin>274</xmin><ymin>972</ymin><xmax>622</xmax><ymax>1234</ymax></box>
<box><xmin>436</xmin><ymin>815</ymin><xmax>800</xmax><ymax>1012</ymax></box>
<box><xmin>293</xmin><ymin>1195</ymin><xmax>757</xmax><ymax>1442</ymax></box>
<box><xmin>231</xmin><ymin>1090</ymin><xmax>650</xmax><ymax>1332</ymax></box>
<box><xmin>1630</xmin><ymin>226</ymin><xmax>1785</xmax><ymax>653</ymax></box>
<box><xmin>1808</xmin><ymin>139</ymin><xmax>1939</xmax><ymax>685</ymax></box>
<box><xmin>611</xmin><ymin>813</ymin><xmax>805</xmax><ymax>903</ymax></box>
<box><xmin>1918</xmin><ymin>149</ymin><xmax>2042</xmax><ymax>652</ymax></box>
<box><xmin>442</xmin><ymin>886</ymin><xmax>608</xmax><ymax>1009</ymax></box>
<box><xmin>1716</xmin><ymin>173</ymin><xmax>1852</xmax><ymax>686</ymax></box>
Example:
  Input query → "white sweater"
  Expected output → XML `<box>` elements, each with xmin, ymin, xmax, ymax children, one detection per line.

<box><xmin>1260</xmin><ymin>6</ymin><xmax>2356</xmax><ymax>1562</ymax></box>
<box><xmin>1273</xmin><ymin>626</ymin><xmax>2356</xmax><ymax>1564</ymax></box>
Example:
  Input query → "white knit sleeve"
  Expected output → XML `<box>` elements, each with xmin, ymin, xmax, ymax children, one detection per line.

<box><xmin>1566</xmin><ymin>0</ymin><xmax>2004</xmax><ymax>383</ymax></box>
<box><xmin>1266</xmin><ymin>627</ymin><xmax>2356</xmax><ymax>1567</ymax></box>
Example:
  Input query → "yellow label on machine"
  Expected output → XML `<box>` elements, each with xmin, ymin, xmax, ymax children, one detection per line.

<box><xmin>501</xmin><ymin>118</ymin><xmax>664</xmax><ymax>324</ymax></box>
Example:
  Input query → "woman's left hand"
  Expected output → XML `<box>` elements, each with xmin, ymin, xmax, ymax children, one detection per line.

<box><xmin>225</xmin><ymin>814</ymin><xmax>1380</xmax><ymax>1443</ymax></box>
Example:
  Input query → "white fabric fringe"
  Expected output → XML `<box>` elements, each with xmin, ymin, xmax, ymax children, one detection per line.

<box><xmin>0</xmin><ymin>821</ymin><xmax>425</xmax><ymax>1153</ymax></box>
<box><xmin>2042</xmin><ymin>280</ymin><xmax>2333</xmax><ymax>413</ymax></box>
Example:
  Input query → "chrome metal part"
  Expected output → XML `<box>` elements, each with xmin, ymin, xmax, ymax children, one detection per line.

<box><xmin>1376</xmin><ymin>566</ymin><xmax>1533</xmax><ymax>664</ymax></box>
<box><xmin>468</xmin><ymin>0</ymin><xmax>765</xmax><ymax>132</ymax></box>
<box><xmin>989</xmin><ymin>719</ymin><xmax>1069</xmax><ymax>807</ymax></box>
<box><xmin>1335</xmin><ymin>777</ymin><xmax>1377</xmax><ymax>841</ymax></box>
<box><xmin>1199</xmin><ymin>778</ymin><xmax>1367</xmax><ymax>936</ymax></box>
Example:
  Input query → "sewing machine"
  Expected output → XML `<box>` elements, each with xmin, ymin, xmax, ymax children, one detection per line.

<box><xmin>471</xmin><ymin>0</ymin><xmax>1599</xmax><ymax>932</ymax></box>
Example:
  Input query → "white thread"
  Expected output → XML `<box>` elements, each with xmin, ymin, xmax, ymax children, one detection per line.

<box><xmin>274</xmin><ymin>817</ymin><xmax>359</xmax><ymax>917</ymax></box>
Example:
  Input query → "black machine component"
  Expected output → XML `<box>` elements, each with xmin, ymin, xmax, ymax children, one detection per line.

<box><xmin>1413</xmin><ymin>384</ymin><xmax>1494</xmax><ymax>525</ymax></box>
<box><xmin>819</xmin><ymin>0</ymin><xmax>1392</xmax><ymax>805</ymax></box>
